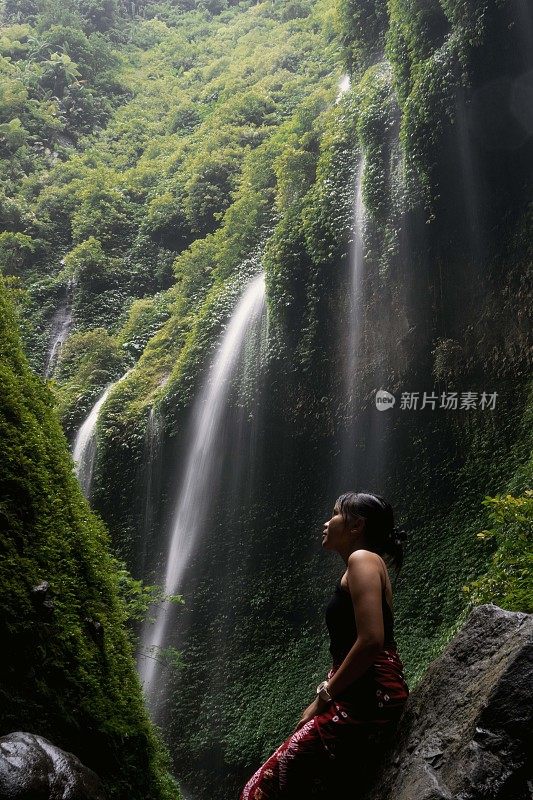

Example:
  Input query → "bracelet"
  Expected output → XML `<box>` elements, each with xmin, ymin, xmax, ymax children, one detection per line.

<box><xmin>316</xmin><ymin>680</ymin><xmax>332</xmax><ymax>703</ymax></box>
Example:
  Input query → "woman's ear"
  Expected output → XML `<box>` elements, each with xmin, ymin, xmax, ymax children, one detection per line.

<box><xmin>349</xmin><ymin>515</ymin><xmax>365</xmax><ymax>537</ymax></box>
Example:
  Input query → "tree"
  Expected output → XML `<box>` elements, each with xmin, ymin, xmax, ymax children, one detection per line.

<box><xmin>0</xmin><ymin>232</ymin><xmax>38</xmax><ymax>276</ymax></box>
<box><xmin>71</xmin><ymin>182</ymin><xmax>138</xmax><ymax>249</ymax></box>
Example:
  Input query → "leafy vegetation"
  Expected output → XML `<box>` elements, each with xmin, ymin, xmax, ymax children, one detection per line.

<box><xmin>0</xmin><ymin>281</ymin><xmax>180</xmax><ymax>799</ymax></box>
<box><xmin>466</xmin><ymin>488</ymin><xmax>533</xmax><ymax>612</ymax></box>
<box><xmin>0</xmin><ymin>0</ymin><xmax>531</xmax><ymax>797</ymax></box>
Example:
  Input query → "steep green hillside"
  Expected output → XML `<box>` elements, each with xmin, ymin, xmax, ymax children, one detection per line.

<box><xmin>1</xmin><ymin>0</ymin><xmax>531</xmax><ymax>798</ymax></box>
<box><xmin>1</xmin><ymin>0</ymin><xmax>341</xmax><ymax>403</ymax></box>
<box><xmin>0</xmin><ymin>281</ymin><xmax>180</xmax><ymax>799</ymax></box>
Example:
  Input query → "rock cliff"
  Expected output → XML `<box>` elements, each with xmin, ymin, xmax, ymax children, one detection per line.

<box><xmin>366</xmin><ymin>605</ymin><xmax>532</xmax><ymax>800</ymax></box>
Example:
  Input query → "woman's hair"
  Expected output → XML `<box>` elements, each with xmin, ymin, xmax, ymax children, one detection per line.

<box><xmin>334</xmin><ymin>491</ymin><xmax>407</xmax><ymax>573</ymax></box>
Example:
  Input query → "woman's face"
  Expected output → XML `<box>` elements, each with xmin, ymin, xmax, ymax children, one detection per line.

<box><xmin>322</xmin><ymin>503</ymin><xmax>361</xmax><ymax>551</ymax></box>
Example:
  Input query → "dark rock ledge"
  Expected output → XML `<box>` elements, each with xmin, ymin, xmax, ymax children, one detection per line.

<box><xmin>366</xmin><ymin>604</ymin><xmax>532</xmax><ymax>800</ymax></box>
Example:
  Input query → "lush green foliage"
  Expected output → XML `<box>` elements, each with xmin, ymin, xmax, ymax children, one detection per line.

<box><xmin>1</xmin><ymin>0</ymin><xmax>341</xmax><ymax>429</ymax></box>
<box><xmin>0</xmin><ymin>281</ymin><xmax>180</xmax><ymax>799</ymax></box>
<box><xmin>1</xmin><ymin>0</ymin><xmax>531</xmax><ymax>797</ymax></box>
<box><xmin>466</xmin><ymin>488</ymin><xmax>533</xmax><ymax>612</ymax></box>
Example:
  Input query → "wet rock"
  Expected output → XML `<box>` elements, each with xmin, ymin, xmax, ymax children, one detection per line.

<box><xmin>30</xmin><ymin>582</ymin><xmax>54</xmax><ymax>617</ymax></box>
<box><xmin>30</xmin><ymin>582</ymin><xmax>49</xmax><ymax>598</ymax></box>
<box><xmin>84</xmin><ymin>617</ymin><xmax>104</xmax><ymax>647</ymax></box>
<box><xmin>365</xmin><ymin>604</ymin><xmax>533</xmax><ymax>800</ymax></box>
<box><xmin>0</xmin><ymin>732</ymin><xmax>106</xmax><ymax>799</ymax></box>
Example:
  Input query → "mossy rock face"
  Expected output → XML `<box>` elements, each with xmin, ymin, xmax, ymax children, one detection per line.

<box><xmin>0</xmin><ymin>282</ymin><xmax>180</xmax><ymax>800</ymax></box>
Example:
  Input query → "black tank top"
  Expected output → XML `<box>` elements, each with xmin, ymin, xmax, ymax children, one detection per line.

<box><xmin>325</xmin><ymin>576</ymin><xmax>396</xmax><ymax>665</ymax></box>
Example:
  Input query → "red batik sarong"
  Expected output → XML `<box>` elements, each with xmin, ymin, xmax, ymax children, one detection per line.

<box><xmin>239</xmin><ymin>647</ymin><xmax>408</xmax><ymax>799</ymax></box>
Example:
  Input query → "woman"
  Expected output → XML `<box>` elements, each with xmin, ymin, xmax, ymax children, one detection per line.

<box><xmin>239</xmin><ymin>491</ymin><xmax>409</xmax><ymax>799</ymax></box>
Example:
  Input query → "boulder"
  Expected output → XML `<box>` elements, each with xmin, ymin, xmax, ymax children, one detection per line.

<box><xmin>0</xmin><ymin>732</ymin><xmax>106</xmax><ymax>800</ymax></box>
<box><xmin>366</xmin><ymin>604</ymin><xmax>532</xmax><ymax>800</ymax></box>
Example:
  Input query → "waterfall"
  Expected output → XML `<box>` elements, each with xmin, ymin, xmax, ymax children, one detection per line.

<box><xmin>337</xmin><ymin>156</ymin><xmax>367</xmax><ymax>487</ymax></box>
<box><xmin>139</xmin><ymin>405</ymin><xmax>164</xmax><ymax>578</ymax></box>
<box><xmin>336</xmin><ymin>74</ymin><xmax>351</xmax><ymax>103</ymax></box>
<box><xmin>72</xmin><ymin>372</ymin><xmax>129</xmax><ymax>498</ymax></box>
<box><xmin>203</xmin><ymin>285</ymin><xmax>269</xmax><ymax>704</ymax></box>
<box><xmin>335</xmin><ymin>153</ymin><xmax>389</xmax><ymax>491</ymax></box>
<box><xmin>138</xmin><ymin>272</ymin><xmax>267</xmax><ymax>710</ymax></box>
<box><xmin>44</xmin><ymin>281</ymin><xmax>73</xmax><ymax>377</ymax></box>
<box><xmin>346</xmin><ymin>155</ymin><xmax>366</xmax><ymax>407</ymax></box>
<box><xmin>72</xmin><ymin>386</ymin><xmax>113</xmax><ymax>498</ymax></box>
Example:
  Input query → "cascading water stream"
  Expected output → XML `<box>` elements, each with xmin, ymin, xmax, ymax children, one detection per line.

<box><xmin>227</xmin><ymin>307</ymin><xmax>269</xmax><ymax>505</ymax></box>
<box><xmin>337</xmin><ymin>155</ymin><xmax>367</xmax><ymax>487</ymax></box>
<box><xmin>346</xmin><ymin>155</ymin><xmax>366</xmax><ymax>406</ymax></box>
<box><xmin>336</xmin><ymin>74</ymin><xmax>351</xmax><ymax>103</ymax></box>
<box><xmin>44</xmin><ymin>281</ymin><xmax>73</xmax><ymax>377</ymax></box>
<box><xmin>72</xmin><ymin>372</ymin><xmax>129</xmax><ymax>498</ymax></box>
<box><xmin>139</xmin><ymin>404</ymin><xmax>164</xmax><ymax>578</ymax></box>
<box><xmin>138</xmin><ymin>272</ymin><xmax>267</xmax><ymax>709</ymax></box>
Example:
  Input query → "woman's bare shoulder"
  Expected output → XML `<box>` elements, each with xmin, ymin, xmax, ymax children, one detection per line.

<box><xmin>347</xmin><ymin>549</ymin><xmax>384</xmax><ymax>567</ymax></box>
<box><xmin>344</xmin><ymin>550</ymin><xmax>387</xmax><ymax>589</ymax></box>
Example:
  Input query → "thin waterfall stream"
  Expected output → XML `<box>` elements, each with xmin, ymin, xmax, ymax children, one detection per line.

<box><xmin>336</xmin><ymin>73</ymin><xmax>351</xmax><ymax>103</ymax></box>
<box><xmin>72</xmin><ymin>371</ymin><xmax>130</xmax><ymax>498</ymax></box>
<box><xmin>338</xmin><ymin>155</ymin><xmax>367</xmax><ymax>486</ymax></box>
<box><xmin>139</xmin><ymin>404</ymin><xmax>164</xmax><ymax>578</ymax></box>
<box><xmin>44</xmin><ymin>281</ymin><xmax>73</xmax><ymax>377</ymax></box>
<box><xmin>138</xmin><ymin>272</ymin><xmax>267</xmax><ymax>711</ymax></box>
<box><xmin>336</xmin><ymin>152</ymin><xmax>390</xmax><ymax>491</ymax></box>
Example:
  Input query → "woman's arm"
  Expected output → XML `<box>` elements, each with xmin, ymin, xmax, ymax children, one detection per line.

<box><xmin>295</xmin><ymin>551</ymin><xmax>385</xmax><ymax>729</ymax></box>
<box><xmin>326</xmin><ymin>550</ymin><xmax>384</xmax><ymax>699</ymax></box>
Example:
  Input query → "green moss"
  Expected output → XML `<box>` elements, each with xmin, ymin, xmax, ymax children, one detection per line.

<box><xmin>117</xmin><ymin>291</ymin><xmax>174</xmax><ymax>360</ymax></box>
<box><xmin>356</xmin><ymin>62</ymin><xmax>399</xmax><ymax>223</ymax></box>
<box><xmin>0</xmin><ymin>280</ymin><xmax>180</xmax><ymax>800</ymax></box>
<box><xmin>54</xmin><ymin>327</ymin><xmax>127</xmax><ymax>435</ymax></box>
<box><xmin>334</xmin><ymin>0</ymin><xmax>388</xmax><ymax>73</ymax></box>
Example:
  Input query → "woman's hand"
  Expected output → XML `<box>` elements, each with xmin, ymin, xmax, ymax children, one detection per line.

<box><xmin>295</xmin><ymin>696</ymin><xmax>329</xmax><ymax>731</ymax></box>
